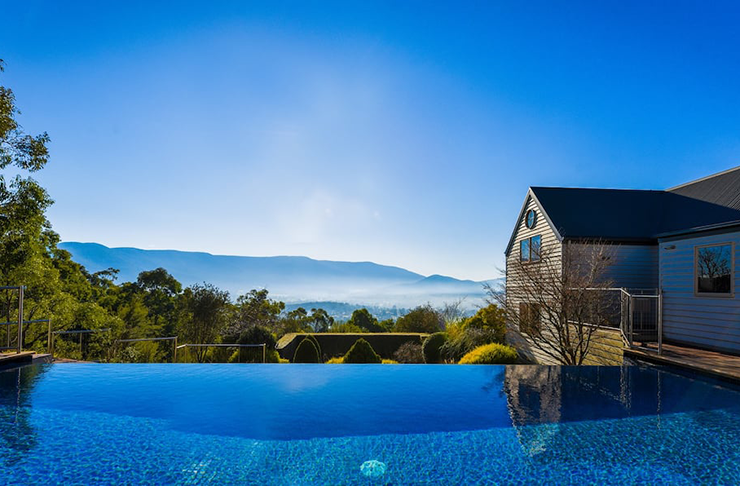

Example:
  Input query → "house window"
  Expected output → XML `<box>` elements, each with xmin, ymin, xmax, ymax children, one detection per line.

<box><xmin>525</xmin><ymin>209</ymin><xmax>537</xmax><ymax>229</ymax></box>
<box><xmin>520</xmin><ymin>235</ymin><xmax>542</xmax><ymax>262</ymax></box>
<box><xmin>696</xmin><ymin>243</ymin><xmax>734</xmax><ymax>295</ymax></box>
<box><xmin>519</xmin><ymin>303</ymin><xmax>541</xmax><ymax>336</ymax></box>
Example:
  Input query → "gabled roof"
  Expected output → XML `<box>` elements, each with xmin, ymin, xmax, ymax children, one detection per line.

<box><xmin>530</xmin><ymin>187</ymin><xmax>740</xmax><ymax>242</ymax></box>
<box><xmin>505</xmin><ymin>165</ymin><xmax>740</xmax><ymax>255</ymax></box>
<box><xmin>668</xmin><ymin>165</ymin><xmax>740</xmax><ymax>210</ymax></box>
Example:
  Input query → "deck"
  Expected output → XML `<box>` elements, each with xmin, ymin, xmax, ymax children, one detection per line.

<box><xmin>624</xmin><ymin>342</ymin><xmax>740</xmax><ymax>383</ymax></box>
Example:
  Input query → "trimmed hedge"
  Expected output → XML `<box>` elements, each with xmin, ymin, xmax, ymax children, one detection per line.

<box><xmin>422</xmin><ymin>332</ymin><xmax>447</xmax><ymax>363</ymax></box>
<box><xmin>343</xmin><ymin>338</ymin><xmax>382</xmax><ymax>364</ymax></box>
<box><xmin>305</xmin><ymin>334</ymin><xmax>322</xmax><ymax>359</ymax></box>
<box><xmin>293</xmin><ymin>338</ymin><xmax>320</xmax><ymax>363</ymax></box>
<box><xmin>458</xmin><ymin>343</ymin><xmax>518</xmax><ymax>364</ymax></box>
<box><xmin>276</xmin><ymin>333</ymin><xmax>428</xmax><ymax>361</ymax></box>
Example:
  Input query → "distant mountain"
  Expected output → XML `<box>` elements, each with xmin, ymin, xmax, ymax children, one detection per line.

<box><xmin>59</xmin><ymin>242</ymin><xmax>500</xmax><ymax>310</ymax></box>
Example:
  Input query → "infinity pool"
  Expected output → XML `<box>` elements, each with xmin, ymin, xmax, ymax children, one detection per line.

<box><xmin>1</xmin><ymin>363</ymin><xmax>739</xmax><ymax>484</ymax></box>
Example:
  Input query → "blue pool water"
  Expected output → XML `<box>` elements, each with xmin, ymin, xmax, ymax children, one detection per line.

<box><xmin>1</xmin><ymin>363</ymin><xmax>739</xmax><ymax>484</ymax></box>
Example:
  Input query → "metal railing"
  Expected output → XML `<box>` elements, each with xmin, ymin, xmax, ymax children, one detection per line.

<box><xmin>51</xmin><ymin>328</ymin><xmax>112</xmax><ymax>358</ymax></box>
<box><xmin>175</xmin><ymin>343</ymin><xmax>267</xmax><ymax>363</ymax></box>
<box><xmin>0</xmin><ymin>285</ymin><xmax>24</xmax><ymax>354</ymax></box>
<box><xmin>619</xmin><ymin>288</ymin><xmax>662</xmax><ymax>353</ymax></box>
<box><xmin>114</xmin><ymin>337</ymin><xmax>179</xmax><ymax>363</ymax></box>
<box><xmin>0</xmin><ymin>319</ymin><xmax>52</xmax><ymax>354</ymax></box>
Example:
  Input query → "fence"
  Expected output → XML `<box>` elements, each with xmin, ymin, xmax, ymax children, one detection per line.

<box><xmin>175</xmin><ymin>343</ymin><xmax>267</xmax><ymax>363</ymax></box>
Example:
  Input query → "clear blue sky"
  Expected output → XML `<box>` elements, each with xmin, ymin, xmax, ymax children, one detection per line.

<box><xmin>2</xmin><ymin>1</ymin><xmax>739</xmax><ymax>280</ymax></box>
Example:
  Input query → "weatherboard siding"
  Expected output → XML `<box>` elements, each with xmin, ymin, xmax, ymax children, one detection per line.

<box><xmin>660</xmin><ymin>230</ymin><xmax>740</xmax><ymax>355</ymax></box>
<box><xmin>567</xmin><ymin>243</ymin><xmax>659</xmax><ymax>289</ymax></box>
<box><xmin>505</xmin><ymin>195</ymin><xmax>563</xmax><ymax>364</ymax></box>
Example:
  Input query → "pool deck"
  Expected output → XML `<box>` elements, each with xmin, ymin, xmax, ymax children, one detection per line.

<box><xmin>625</xmin><ymin>343</ymin><xmax>740</xmax><ymax>383</ymax></box>
<box><xmin>0</xmin><ymin>351</ymin><xmax>53</xmax><ymax>369</ymax></box>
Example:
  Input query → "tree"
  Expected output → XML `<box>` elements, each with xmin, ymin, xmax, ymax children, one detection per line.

<box><xmin>490</xmin><ymin>241</ymin><xmax>617</xmax><ymax>365</ymax></box>
<box><xmin>136</xmin><ymin>268</ymin><xmax>182</xmax><ymax>335</ymax></box>
<box><xmin>393</xmin><ymin>305</ymin><xmax>444</xmax><ymax>333</ymax></box>
<box><xmin>178</xmin><ymin>283</ymin><xmax>230</xmax><ymax>362</ymax></box>
<box><xmin>226</xmin><ymin>289</ymin><xmax>285</xmax><ymax>339</ymax></box>
<box><xmin>308</xmin><ymin>308</ymin><xmax>334</xmax><ymax>333</ymax></box>
<box><xmin>347</xmin><ymin>308</ymin><xmax>383</xmax><ymax>333</ymax></box>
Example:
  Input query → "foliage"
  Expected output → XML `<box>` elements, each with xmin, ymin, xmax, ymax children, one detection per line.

<box><xmin>346</xmin><ymin>308</ymin><xmax>384</xmax><ymax>332</ymax></box>
<box><xmin>458</xmin><ymin>343</ymin><xmax>518</xmax><ymax>364</ymax></box>
<box><xmin>178</xmin><ymin>283</ymin><xmax>230</xmax><ymax>362</ymax></box>
<box><xmin>381</xmin><ymin>359</ymin><xmax>399</xmax><ymax>364</ymax></box>
<box><xmin>393</xmin><ymin>341</ymin><xmax>424</xmax><ymax>363</ymax></box>
<box><xmin>328</xmin><ymin>322</ymin><xmax>366</xmax><ymax>333</ymax></box>
<box><xmin>439</xmin><ymin>304</ymin><xmax>507</xmax><ymax>362</ymax></box>
<box><xmin>236</xmin><ymin>325</ymin><xmax>277</xmax><ymax>349</ymax></box>
<box><xmin>343</xmin><ymin>338</ymin><xmax>382</xmax><ymax>364</ymax></box>
<box><xmin>394</xmin><ymin>305</ymin><xmax>444</xmax><ymax>333</ymax></box>
<box><xmin>422</xmin><ymin>332</ymin><xmax>447</xmax><ymax>363</ymax></box>
<box><xmin>465</xmin><ymin>304</ymin><xmax>506</xmax><ymax>344</ymax></box>
<box><xmin>293</xmin><ymin>337</ymin><xmax>320</xmax><ymax>363</ymax></box>
<box><xmin>304</xmin><ymin>333</ymin><xmax>322</xmax><ymax>359</ymax></box>
<box><xmin>325</xmin><ymin>356</ymin><xmax>344</xmax><ymax>364</ymax></box>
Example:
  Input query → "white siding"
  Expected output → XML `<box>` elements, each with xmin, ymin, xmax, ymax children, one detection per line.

<box><xmin>660</xmin><ymin>230</ymin><xmax>740</xmax><ymax>355</ymax></box>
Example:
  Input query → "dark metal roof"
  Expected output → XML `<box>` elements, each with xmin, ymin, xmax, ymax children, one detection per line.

<box><xmin>668</xmin><ymin>166</ymin><xmax>740</xmax><ymax>210</ymax></box>
<box><xmin>530</xmin><ymin>187</ymin><xmax>740</xmax><ymax>242</ymax></box>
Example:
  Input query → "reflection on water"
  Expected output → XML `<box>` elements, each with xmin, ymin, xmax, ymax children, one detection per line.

<box><xmin>0</xmin><ymin>364</ymin><xmax>48</xmax><ymax>465</ymax></box>
<box><xmin>503</xmin><ymin>364</ymin><xmax>740</xmax><ymax>459</ymax></box>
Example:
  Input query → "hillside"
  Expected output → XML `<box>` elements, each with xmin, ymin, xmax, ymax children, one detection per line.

<box><xmin>60</xmin><ymin>242</ymin><xmax>498</xmax><ymax>309</ymax></box>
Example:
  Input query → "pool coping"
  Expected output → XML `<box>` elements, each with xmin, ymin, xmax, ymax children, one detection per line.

<box><xmin>624</xmin><ymin>347</ymin><xmax>740</xmax><ymax>385</ymax></box>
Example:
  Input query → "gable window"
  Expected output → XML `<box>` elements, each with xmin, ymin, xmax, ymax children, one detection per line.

<box><xmin>520</xmin><ymin>235</ymin><xmax>542</xmax><ymax>262</ymax></box>
<box><xmin>525</xmin><ymin>209</ymin><xmax>537</xmax><ymax>229</ymax></box>
<box><xmin>695</xmin><ymin>243</ymin><xmax>734</xmax><ymax>296</ymax></box>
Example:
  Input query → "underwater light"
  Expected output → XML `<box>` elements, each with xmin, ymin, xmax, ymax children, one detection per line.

<box><xmin>360</xmin><ymin>460</ymin><xmax>387</xmax><ymax>478</ymax></box>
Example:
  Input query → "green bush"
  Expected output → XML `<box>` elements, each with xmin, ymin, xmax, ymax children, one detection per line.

<box><xmin>238</xmin><ymin>325</ymin><xmax>277</xmax><ymax>349</ymax></box>
<box><xmin>394</xmin><ymin>305</ymin><xmax>444</xmax><ymax>333</ymax></box>
<box><xmin>393</xmin><ymin>341</ymin><xmax>424</xmax><ymax>363</ymax></box>
<box><xmin>423</xmin><ymin>332</ymin><xmax>447</xmax><ymax>363</ymax></box>
<box><xmin>293</xmin><ymin>338</ymin><xmax>320</xmax><ymax>363</ymax></box>
<box><xmin>343</xmin><ymin>338</ymin><xmax>382</xmax><ymax>364</ymax></box>
<box><xmin>458</xmin><ymin>343</ymin><xmax>518</xmax><ymax>364</ymax></box>
<box><xmin>305</xmin><ymin>334</ymin><xmax>322</xmax><ymax>359</ymax></box>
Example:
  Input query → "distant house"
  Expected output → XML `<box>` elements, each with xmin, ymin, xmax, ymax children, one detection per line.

<box><xmin>505</xmin><ymin>166</ymin><xmax>740</xmax><ymax>362</ymax></box>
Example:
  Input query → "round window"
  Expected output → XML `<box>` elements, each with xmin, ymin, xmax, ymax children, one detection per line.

<box><xmin>525</xmin><ymin>209</ymin><xmax>537</xmax><ymax>229</ymax></box>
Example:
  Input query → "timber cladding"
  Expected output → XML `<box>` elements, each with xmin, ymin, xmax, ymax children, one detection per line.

<box><xmin>506</xmin><ymin>326</ymin><xmax>624</xmax><ymax>365</ymax></box>
<box><xmin>276</xmin><ymin>333</ymin><xmax>428</xmax><ymax>361</ymax></box>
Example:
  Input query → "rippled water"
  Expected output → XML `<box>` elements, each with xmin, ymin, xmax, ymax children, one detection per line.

<box><xmin>0</xmin><ymin>363</ymin><xmax>738</xmax><ymax>484</ymax></box>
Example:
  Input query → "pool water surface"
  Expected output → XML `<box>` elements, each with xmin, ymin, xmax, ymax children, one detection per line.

<box><xmin>0</xmin><ymin>363</ymin><xmax>738</xmax><ymax>484</ymax></box>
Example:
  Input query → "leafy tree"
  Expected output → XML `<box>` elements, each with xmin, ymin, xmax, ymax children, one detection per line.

<box><xmin>227</xmin><ymin>289</ymin><xmax>285</xmax><ymax>339</ymax></box>
<box><xmin>136</xmin><ymin>268</ymin><xmax>182</xmax><ymax>335</ymax></box>
<box><xmin>308</xmin><ymin>308</ymin><xmax>334</xmax><ymax>333</ymax></box>
<box><xmin>393</xmin><ymin>305</ymin><xmax>444</xmax><ymax>333</ymax></box>
<box><xmin>178</xmin><ymin>283</ymin><xmax>230</xmax><ymax>362</ymax></box>
<box><xmin>347</xmin><ymin>308</ymin><xmax>384</xmax><ymax>332</ymax></box>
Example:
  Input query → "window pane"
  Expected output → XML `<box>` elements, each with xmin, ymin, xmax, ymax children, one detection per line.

<box><xmin>520</xmin><ymin>239</ymin><xmax>530</xmax><ymax>262</ymax></box>
<box><xmin>697</xmin><ymin>244</ymin><xmax>732</xmax><ymax>294</ymax></box>
<box><xmin>530</xmin><ymin>235</ymin><xmax>541</xmax><ymax>261</ymax></box>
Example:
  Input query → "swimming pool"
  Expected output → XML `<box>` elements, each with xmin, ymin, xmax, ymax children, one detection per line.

<box><xmin>1</xmin><ymin>363</ymin><xmax>738</xmax><ymax>484</ymax></box>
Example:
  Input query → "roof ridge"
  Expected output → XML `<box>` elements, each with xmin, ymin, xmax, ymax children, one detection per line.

<box><xmin>531</xmin><ymin>186</ymin><xmax>664</xmax><ymax>193</ymax></box>
<box><xmin>668</xmin><ymin>165</ymin><xmax>740</xmax><ymax>191</ymax></box>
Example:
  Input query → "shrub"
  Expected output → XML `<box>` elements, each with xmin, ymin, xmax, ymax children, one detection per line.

<box><xmin>393</xmin><ymin>342</ymin><xmax>424</xmax><ymax>363</ymax></box>
<box><xmin>293</xmin><ymin>338</ymin><xmax>320</xmax><ymax>363</ymax></box>
<box><xmin>238</xmin><ymin>325</ymin><xmax>277</xmax><ymax>349</ymax></box>
<box><xmin>394</xmin><ymin>305</ymin><xmax>444</xmax><ymax>333</ymax></box>
<box><xmin>458</xmin><ymin>343</ymin><xmax>518</xmax><ymax>364</ymax></box>
<box><xmin>229</xmin><ymin>348</ymin><xmax>280</xmax><ymax>363</ymax></box>
<box><xmin>465</xmin><ymin>304</ymin><xmax>506</xmax><ymax>344</ymax></box>
<box><xmin>328</xmin><ymin>323</ymin><xmax>367</xmax><ymax>333</ymax></box>
<box><xmin>325</xmin><ymin>357</ymin><xmax>344</xmax><ymax>364</ymax></box>
<box><xmin>343</xmin><ymin>338</ymin><xmax>382</xmax><ymax>364</ymax></box>
<box><xmin>305</xmin><ymin>334</ymin><xmax>322</xmax><ymax>359</ymax></box>
<box><xmin>382</xmin><ymin>359</ymin><xmax>399</xmax><ymax>364</ymax></box>
<box><xmin>422</xmin><ymin>332</ymin><xmax>447</xmax><ymax>363</ymax></box>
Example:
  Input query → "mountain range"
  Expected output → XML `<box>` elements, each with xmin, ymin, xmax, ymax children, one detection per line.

<box><xmin>59</xmin><ymin>242</ymin><xmax>500</xmax><ymax>310</ymax></box>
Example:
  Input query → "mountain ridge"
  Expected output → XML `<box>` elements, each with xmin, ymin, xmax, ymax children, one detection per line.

<box><xmin>59</xmin><ymin>242</ymin><xmax>498</xmax><ymax>309</ymax></box>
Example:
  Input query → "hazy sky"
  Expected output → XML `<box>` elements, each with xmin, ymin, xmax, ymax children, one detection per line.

<box><xmin>2</xmin><ymin>1</ymin><xmax>739</xmax><ymax>280</ymax></box>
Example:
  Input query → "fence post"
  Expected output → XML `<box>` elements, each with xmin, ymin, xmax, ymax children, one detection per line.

<box><xmin>262</xmin><ymin>344</ymin><xmax>266</xmax><ymax>363</ymax></box>
<box><xmin>17</xmin><ymin>286</ymin><xmax>24</xmax><ymax>353</ymax></box>
<box><xmin>173</xmin><ymin>337</ymin><xmax>178</xmax><ymax>363</ymax></box>
<box><xmin>657</xmin><ymin>290</ymin><xmax>663</xmax><ymax>355</ymax></box>
<box><xmin>628</xmin><ymin>295</ymin><xmax>634</xmax><ymax>347</ymax></box>
<box><xmin>47</xmin><ymin>319</ymin><xmax>52</xmax><ymax>355</ymax></box>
